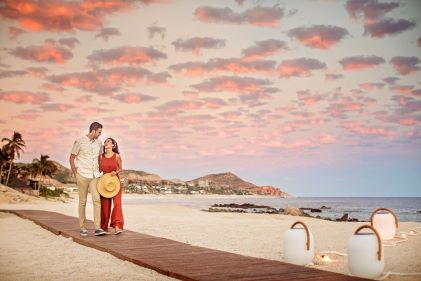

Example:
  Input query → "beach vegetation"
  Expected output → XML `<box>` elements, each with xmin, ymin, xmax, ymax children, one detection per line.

<box><xmin>1</xmin><ymin>131</ymin><xmax>26</xmax><ymax>185</ymax></box>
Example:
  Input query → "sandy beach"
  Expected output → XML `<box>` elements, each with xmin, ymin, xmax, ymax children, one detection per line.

<box><xmin>1</xmin><ymin>188</ymin><xmax>420</xmax><ymax>281</ymax></box>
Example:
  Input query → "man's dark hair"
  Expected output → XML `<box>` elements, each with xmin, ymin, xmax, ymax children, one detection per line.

<box><xmin>89</xmin><ymin>122</ymin><xmax>103</xmax><ymax>133</ymax></box>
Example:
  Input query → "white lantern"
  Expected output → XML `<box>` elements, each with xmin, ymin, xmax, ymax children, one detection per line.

<box><xmin>371</xmin><ymin>208</ymin><xmax>398</xmax><ymax>240</ymax></box>
<box><xmin>348</xmin><ymin>225</ymin><xmax>384</xmax><ymax>278</ymax></box>
<box><xmin>283</xmin><ymin>221</ymin><xmax>314</xmax><ymax>265</ymax></box>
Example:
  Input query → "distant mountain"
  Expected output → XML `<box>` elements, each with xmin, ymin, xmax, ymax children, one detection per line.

<box><xmin>188</xmin><ymin>172</ymin><xmax>291</xmax><ymax>197</ymax></box>
<box><xmin>121</xmin><ymin>169</ymin><xmax>161</xmax><ymax>182</ymax></box>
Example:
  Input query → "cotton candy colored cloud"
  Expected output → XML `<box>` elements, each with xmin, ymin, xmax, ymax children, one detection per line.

<box><xmin>277</xmin><ymin>58</ymin><xmax>326</xmax><ymax>78</ymax></box>
<box><xmin>364</xmin><ymin>18</ymin><xmax>416</xmax><ymax>38</ymax></box>
<box><xmin>0</xmin><ymin>90</ymin><xmax>49</xmax><ymax>104</ymax></box>
<box><xmin>48</xmin><ymin>67</ymin><xmax>170</xmax><ymax>94</ymax></box>
<box><xmin>390</xmin><ymin>56</ymin><xmax>420</xmax><ymax>75</ymax></box>
<box><xmin>194</xmin><ymin>5</ymin><xmax>284</xmax><ymax>27</ymax></box>
<box><xmin>112</xmin><ymin>92</ymin><xmax>157</xmax><ymax>104</ymax></box>
<box><xmin>288</xmin><ymin>25</ymin><xmax>349</xmax><ymax>49</ymax></box>
<box><xmin>10</xmin><ymin>41</ymin><xmax>73</xmax><ymax>64</ymax></box>
<box><xmin>172</xmin><ymin>37</ymin><xmax>225</xmax><ymax>55</ymax></box>
<box><xmin>346</xmin><ymin>0</ymin><xmax>399</xmax><ymax>22</ymax></box>
<box><xmin>342</xmin><ymin>121</ymin><xmax>396</xmax><ymax>137</ymax></box>
<box><xmin>0</xmin><ymin>0</ymin><xmax>164</xmax><ymax>32</ymax></box>
<box><xmin>339</xmin><ymin>55</ymin><xmax>385</xmax><ymax>70</ymax></box>
<box><xmin>94</xmin><ymin>27</ymin><xmax>121</xmax><ymax>41</ymax></box>
<box><xmin>88</xmin><ymin>46</ymin><xmax>167</xmax><ymax>66</ymax></box>
<box><xmin>58</xmin><ymin>37</ymin><xmax>80</xmax><ymax>49</ymax></box>
<box><xmin>242</xmin><ymin>39</ymin><xmax>288</xmax><ymax>60</ymax></box>
<box><xmin>169</xmin><ymin>58</ymin><xmax>276</xmax><ymax>76</ymax></box>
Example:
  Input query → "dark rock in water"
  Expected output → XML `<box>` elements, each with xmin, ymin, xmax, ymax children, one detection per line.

<box><xmin>316</xmin><ymin>215</ymin><xmax>321</xmax><ymax>219</ymax></box>
<box><xmin>300</xmin><ymin>207</ymin><xmax>312</xmax><ymax>211</ymax></box>
<box><xmin>348</xmin><ymin>218</ymin><xmax>359</xmax><ymax>222</ymax></box>
<box><xmin>208</xmin><ymin>203</ymin><xmax>279</xmax><ymax>214</ymax></box>
<box><xmin>310</xmin><ymin>208</ymin><xmax>322</xmax><ymax>213</ymax></box>
<box><xmin>337</xmin><ymin>213</ymin><xmax>349</xmax><ymax>221</ymax></box>
<box><xmin>279</xmin><ymin>208</ymin><xmax>285</xmax><ymax>213</ymax></box>
<box><xmin>321</xmin><ymin>205</ymin><xmax>331</xmax><ymax>209</ymax></box>
<box><xmin>417</xmin><ymin>210</ymin><xmax>421</xmax><ymax>213</ymax></box>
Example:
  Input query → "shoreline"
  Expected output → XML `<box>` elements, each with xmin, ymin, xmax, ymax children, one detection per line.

<box><xmin>1</xmin><ymin>187</ymin><xmax>421</xmax><ymax>281</ymax></box>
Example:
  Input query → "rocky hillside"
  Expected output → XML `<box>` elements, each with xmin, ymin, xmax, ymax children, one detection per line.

<box><xmin>188</xmin><ymin>172</ymin><xmax>291</xmax><ymax>197</ymax></box>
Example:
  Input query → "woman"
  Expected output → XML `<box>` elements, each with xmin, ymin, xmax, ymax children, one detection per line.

<box><xmin>99</xmin><ymin>137</ymin><xmax>124</xmax><ymax>234</ymax></box>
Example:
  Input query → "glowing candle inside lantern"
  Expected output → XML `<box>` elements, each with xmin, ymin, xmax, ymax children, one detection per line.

<box><xmin>283</xmin><ymin>221</ymin><xmax>314</xmax><ymax>265</ymax></box>
<box><xmin>371</xmin><ymin>208</ymin><xmax>398</xmax><ymax>240</ymax></box>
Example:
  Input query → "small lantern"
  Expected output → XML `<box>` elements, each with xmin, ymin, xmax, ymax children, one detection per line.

<box><xmin>348</xmin><ymin>225</ymin><xmax>384</xmax><ymax>278</ymax></box>
<box><xmin>370</xmin><ymin>208</ymin><xmax>398</xmax><ymax>240</ymax></box>
<box><xmin>283</xmin><ymin>221</ymin><xmax>314</xmax><ymax>265</ymax></box>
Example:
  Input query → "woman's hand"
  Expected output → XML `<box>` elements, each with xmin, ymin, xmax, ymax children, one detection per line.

<box><xmin>111</xmin><ymin>171</ymin><xmax>117</xmax><ymax>176</ymax></box>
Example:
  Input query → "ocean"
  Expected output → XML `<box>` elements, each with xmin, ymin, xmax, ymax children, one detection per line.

<box><xmin>122</xmin><ymin>196</ymin><xmax>421</xmax><ymax>222</ymax></box>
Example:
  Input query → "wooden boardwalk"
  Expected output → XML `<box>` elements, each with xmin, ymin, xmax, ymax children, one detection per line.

<box><xmin>0</xmin><ymin>209</ymin><xmax>370</xmax><ymax>281</ymax></box>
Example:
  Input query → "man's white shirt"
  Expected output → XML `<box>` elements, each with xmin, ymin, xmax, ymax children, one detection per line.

<box><xmin>71</xmin><ymin>136</ymin><xmax>102</xmax><ymax>178</ymax></box>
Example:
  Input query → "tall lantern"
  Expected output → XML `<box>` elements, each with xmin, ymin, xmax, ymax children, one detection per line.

<box><xmin>348</xmin><ymin>225</ymin><xmax>384</xmax><ymax>278</ymax></box>
<box><xmin>371</xmin><ymin>208</ymin><xmax>398</xmax><ymax>240</ymax></box>
<box><xmin>283</xmin><ymin>221</ymin><xmax>314</xmax><ymax>265</ymax></box>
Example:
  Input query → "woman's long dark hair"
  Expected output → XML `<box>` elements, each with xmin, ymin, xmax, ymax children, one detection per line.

<box><xmin>103</xmin><ymin>137</ymin><xmax>120</xmax><ymax>154</ymax></box>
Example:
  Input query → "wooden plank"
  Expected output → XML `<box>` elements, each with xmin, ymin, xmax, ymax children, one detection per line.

<box><xmin>0</xmin><ymin>209</ymin><xmax>371</xmax><ymax>281</ymax></box>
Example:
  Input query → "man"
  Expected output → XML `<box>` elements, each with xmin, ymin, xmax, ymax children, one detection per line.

<box><xmin>69</xmin><ymin>122</ymin><xmax>106</xmax><ymax>236</ymax></box>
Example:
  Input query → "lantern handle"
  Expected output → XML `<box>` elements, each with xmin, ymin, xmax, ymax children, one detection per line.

<box><xmin>354</xmin><ymin>225</ymin><xmax>382</xmax><ymax>261</ymax></box>
<box><xmin>370</xmin><ymin>208</ymin><xmax>398</xmax><ymax>228</ymax></box>
<box><xmin>290</xmin><ymin>221</ymin><xmax>310</xmax><ymax>251</ymax></box>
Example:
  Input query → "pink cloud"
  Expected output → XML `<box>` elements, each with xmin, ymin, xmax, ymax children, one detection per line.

<box><xmin>8</xmin><ymin>26</ymin><xmax>26</xmax><ymax>39</ymax></box>
<box><xmin>288</xmin><ymin>25</ymin><xmax>349</xmax><ymax>49</ymax></box>
<box><xmin>390</xmin><ymin>56</ymin><xmax>420</xmax><ymax>75</ymax></box>
<box><xmin>75</xmin><ymin>95</ymin><xmax>92</xmax><ymax>103</ymax></box>
<box><xmin>156</xmin><ymin>100</ymin><xmax>203</xmax><ymax>114</ymax></box>
<box><xmin>170</xmin><ymin>58</ymin><xmax>275</xmax><ymax>76</ymax></box>
<box><xmin>13</xmin><ymin>110</ymin><xmax>39</xmax><ymax>120</ymax></box>
<box><xmin>221</xmin><ymin>111</ymin><xmax>242</xmax><ymax>119</ymax></box>
<box><xmin>48</xmin><ymin>67</ymin><xmax>171</xmax><ymax>94</ymax></box>
<box><xmin>346</xmin><ymin>0</ymin><xmax>399</xmax><ymax>22</ymax></box>
<box><xmin>339</xmin><ymin>55</ymin><xmax>385</xmax><ymax>70</ymax></box>
<box><xmin>0</xmin><ymin>70</ymin><xmax>28</xmax><ymax>79</ymax></box>
<box><xmin>383</xmin><ymin>76</ymin><xmax>399</xmax><ymax>85</ymax></box>
<box><xmin>58</xmin><ymin>37</ymin><xmax>80</xmax><ymax>49</ymax></box>
<box><xmin>182</xmin><ymin>91</ymin><xmax>199</xmax><ymax>99</ymax></box>
<box><xmin>296</xmin><ymin>90</ymin><xmax>324</xmax><ymax>106</ymax></box>
<box><xmin>192</xmin><ymin>76</ymin><xmax>277</xmax><ymax>95</ymax></box>
<box><xmin>327</xmin><ymin>97</ymin><xmax>364</xmax><ymax>118</ymax></box>
<box><xmin>325</xmin><ymin>73</ymin><xmax>344</xmax><ymax>80</ymax></box>
<box><xmin>26</xmin><ymin>67</ymin><xmax>48</xmax><ymax>78</ymax></box>
<box><xmin>148</xmin><ymin>25</ymin><xmax>166</xmax><ymax>39</ymax></box>
<box><xmin>10</xmin><ymin>41</ymin><xmax>73</xmax><ymax>64</ymax></box>
<box><xmin>390</xmin><ymin>85</ymin><xmax>414</xmax><ymax>95</ymax></box>
<box><xmin>88</xmin><ymin>46</ymin><xmax>167</xmax><ymax>66</ymax></box>
<box><xmin>342</xmin><ymin>121</ymin><xmax>396</xmax><ymax>137</ymax></box>
<box><xmin>277</xmin><ymin>58</ymin><xmax>326</xmax><ymax>78</ymax></box>
<box><xmin>41</xmin><ymin>83</ymin><xmax>64</xmax><ymax>92</ymax></box>
<box><xmin>94</xmin><ymin>27</ymin><xmax>121</xmax><ymax>41</ymax></box>
<box><xmin>359</xmin><ymin>82</ymin><xmax>385</xmax><ymax>91</ymax></box>
<box><xmin>364</xmin><ymin>18</ymin><xmax>416</xmax><ymax>38</ymax></box>
<box><xmin>201</xmin><ymin>98</ymin><xmax>228</xmax><ymax>109</ymax></box>
<box><xmin>172</xmin><ymin>37</ymin><xmax>225</xmax><ymax>55</ymax></box>
<box><xmin>112</xmin><ymin>92</ymin><xmax>157</xmax><ymax>104</ymax></box>
<box><xmin>0</xmin><ymin>0</ymin><xmax>163</xmax><ymax>32</ymax></box>
<box><xmin>241</xmin><ymin>39</ymin><xmax>288</xmax><ymax>61</ymax></box>
<box><xmin>0</xmin><ymin>90</ymin><xmax>49</xmax><ymax>104</ymax></box>
<box><xmin>194</xmin><ymin>5</ymin><xmax>284</xmax><ymax>27</ymax></box>
<box><xmin>41</xmin><ymin>103</ymin><xmax>75</xmax><ymax>112</ymax></box>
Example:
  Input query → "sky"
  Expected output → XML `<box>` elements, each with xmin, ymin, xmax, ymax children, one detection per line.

<box><xmin>0</xmin><ymin>0</ymin><xmax>420</xmax><ymax>197</ymax></box>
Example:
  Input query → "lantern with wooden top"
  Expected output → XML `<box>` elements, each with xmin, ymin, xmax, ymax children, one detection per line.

<box><xmin>348</xmin><ymin>225</ymin><xmax>384</xmax><ymax>278</ymax></box>
<box><xmin>283</xmin><ymin>221</ymin><xmax>314</xmax><ymax>265</ymax></box>
<box><xmin>370</xmin><ymin>208</ymin><xmax>398</xmax><ymax>240</ymax></box>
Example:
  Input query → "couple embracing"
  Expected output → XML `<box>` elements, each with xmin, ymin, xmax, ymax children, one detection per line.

<box><xmin>69</xmin><ymin>122</ymin><xmax>124</xmax><ymax>237</ymax></box>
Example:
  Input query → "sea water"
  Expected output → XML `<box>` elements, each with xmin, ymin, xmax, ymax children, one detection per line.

<box><xmin>122</xmin><ymin>196</ymin><xmax>421</xmax><ymax>222</ymax></box>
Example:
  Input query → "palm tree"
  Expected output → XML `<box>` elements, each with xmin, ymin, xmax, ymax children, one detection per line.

<box><xmin>32</xmin><ymin>154</ymin><xmax>57</xmax><ymax>184</ymax></box>
<box><xmin>0</xmin><ymin>146</ymin><xmax>11</xmax><ymax>183</ymax></box>
<box><xmin>2</xmin><ymin>131</ymin><xmax>25</xmax><ymax>185</ymax></box>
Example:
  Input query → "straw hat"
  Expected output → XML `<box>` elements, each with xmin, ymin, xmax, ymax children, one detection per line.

<box><xmin>97</xmin><ymin>173</ymin><xmax>120</xmax><ymax>198</ymax></box>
